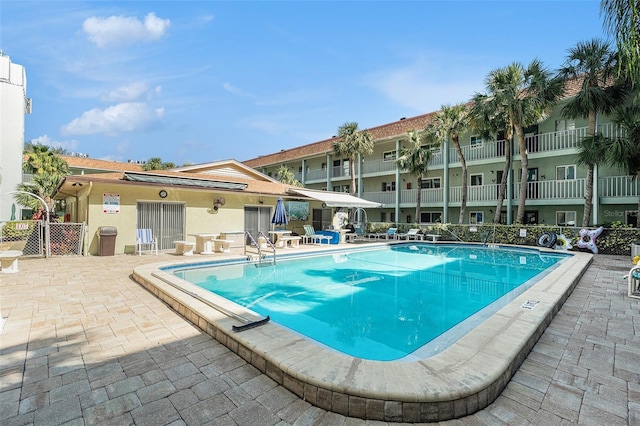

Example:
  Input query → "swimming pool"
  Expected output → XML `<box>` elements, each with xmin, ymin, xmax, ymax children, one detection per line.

<box><xmin>133</xmin><ymin>243</ymin><xmax>592</xmax><ymax>421</ymax></box>
<box><xmin>170</xmin><ymin>244</ymin><xmax>568</xmax><ymax>361</ymax></box>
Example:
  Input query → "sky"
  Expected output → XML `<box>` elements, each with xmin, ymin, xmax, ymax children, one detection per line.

<box><xmin>1</xmin><ymin>1</ymin><xmax>609</xmax><ymax>166</ymax></box>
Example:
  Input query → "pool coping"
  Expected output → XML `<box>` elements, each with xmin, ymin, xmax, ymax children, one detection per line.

<box><xmin>132</xmin><ymin>244</ymin><xmax>592</xmax><ymax>422</ymax></box>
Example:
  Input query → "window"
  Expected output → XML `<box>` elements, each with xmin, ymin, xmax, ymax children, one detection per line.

<box><xmin>381</xmin><ymin>181</ymin><xmax>396</xmax><ymax>192</ymax></box>
<box><xmin>383</xmin><ymin>150</ymin><xmax>397</xmax><ymax>162</ymax></box>
<box><xmin>470</xmin><ymin>135</ymin><xmax>482</xmax><ymax>148</ymax></box>
<box><xmin>321</xmin><ymin>163</ymin><xmax>326</xmax><ymax>171</ymax></box>
<box><xmin>556</xmin><ymin>165</ymin><xmax>576</xmax><ymax>180</ymax></box>
<box><xmin>555</xmin><ymin>119</ymin><xmax>575</xmax><ymax>132</ymax></box>
<box><xmin>420</xmin><ymin>212</ymin><xmax>442</xmax><ymax>223</ymax></box>
<box><xmin>556</xmin><ymin>211</ymin><xmax>576</xmax><ymax>226</ymax></box>
<box><xmin>421</xmin><ymin>177</ymin><xmax>441</xmax><ymax>189</ymax></box>
<box><xmin>380</xmin><ymin>212</ymin><xmax>396</xmax><ymax>223</ymax></box>
<box><xmin>333</xmin><ymin>185</ymin><xmax>350</xmax><ymax>193</ymax></box>
<box><xmin>470</xmin><ymin>174</ymin><xmax>483</xmax><ymax>186</ymax></box>
<box><xmin>343</xmin><ymin>159</ymin><xmax>350</xmax><ymax>175</ymax></box>
<box><xmin>470</xmin><ymin>211</ymin><xmax>484</xmax><ymax>224</ymax></box>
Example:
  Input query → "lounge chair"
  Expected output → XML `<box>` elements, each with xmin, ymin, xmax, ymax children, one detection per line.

<box><xmin>372</xmin><ymin>227</ymin><xmax>397</xmax><ymax>240</ymax></box>
<box><xmin>136</xmin><ymin>228</ymin><xmax>158</xmax><ymax>255</ymax></box>
<box><xmin>348</xmin><ymin>224</ymin><xmax>367</xmax><ymax>242</ymax></box>
<box><xmin>302</xmin><ymin>225</ymin><xmax>332</xmax><ymax>245</ymax></box>
<box><xmin>626</xmin><ymin>264</ymin><xmax>640</xmax><ymax>299</ymax></box>
<box><xmin>397</xmin><ymin>228</ymin><xmax>423</xmax><ymax>240</ymax></box>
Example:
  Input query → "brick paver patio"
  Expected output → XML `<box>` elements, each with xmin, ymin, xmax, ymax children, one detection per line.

<box><xmin>1</xmin><ymin>252</ymin><xmax>638</xmax><ymax>425</ymax></box>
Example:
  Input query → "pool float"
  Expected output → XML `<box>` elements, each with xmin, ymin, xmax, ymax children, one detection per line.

<box><xmin>633</xmin><ymin>255</ymin><xmax>640</xmax><ymax>265</ymax></box>
<box><xmin>554</xmin><ymin>234</ymin><xmax>573</xmax><ymax>250</ymax></box>
<box><xmin>577</xmin><ymin>226</ymin><xmax>603</xmax><ymax>254</ymax></box>
<box><xmin>537</xmin><ymin>232</ymin><xmax>557</xmax><ymax>248</ymax></box>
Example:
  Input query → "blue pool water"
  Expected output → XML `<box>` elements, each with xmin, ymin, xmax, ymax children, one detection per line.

<box><xmin>171</xmin><ymin>244</ymin><xmax>569</xmax><ymax>361</ymax></box>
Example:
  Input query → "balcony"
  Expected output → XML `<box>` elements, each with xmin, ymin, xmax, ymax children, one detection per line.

<box><xmin>360</xmin><ymin>176</ymin><xmax>633</xmax><ymax>208</ymax></box>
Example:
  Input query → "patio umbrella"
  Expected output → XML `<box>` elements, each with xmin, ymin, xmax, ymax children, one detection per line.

<box><xmin>271</xmin><ymin>197</ymin><xmax>288</xmax><ymax>228</ymax></box>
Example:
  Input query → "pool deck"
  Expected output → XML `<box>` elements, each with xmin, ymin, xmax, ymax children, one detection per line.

<box><xmin>1</xmin><ymin>244</ymin><xmax>638</xmax><ymax>425</ymax></box>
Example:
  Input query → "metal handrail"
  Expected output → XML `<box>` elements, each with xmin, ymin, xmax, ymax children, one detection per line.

<box><xmin>244</xmin><ymin>231</ymin><xmax>276</xmax><ymax>265</ymax></box>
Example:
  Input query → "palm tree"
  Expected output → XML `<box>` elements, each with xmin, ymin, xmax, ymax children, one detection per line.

<box><xmin>333</xmin><ymin>122</ymin><xmax>374</xmax><ymax>195</ymax></box>
<box><xmin>396</xmin><ymin>130</ymin><xmax>433</xmax><ymax>223</ymax></box>
<box><xmin>605</xmin><ymin>101</ymin><xmax>640</xmax><ymax>225</ymax></box>
<box><xmin>15</xmin><ymin>173</ymin><xmax>63</xmax><ymax>218</ymax></box>
<box><xmin>143</xmin><ymin>157</ymin><xmax>176</xmax><ymax>171</ymax></box>
<box><xmin>471</xmin><ymin>61</ymin><xmax>563</xmax><ymax>224</ymax></box>
<box><xmin>559</xmin><ymin>38</ymin><xmax>625</xmax><ymax>227</ymax></box>
<box><xmin>276</xmin><ymin>165</ymin><xmax>302</xmax><ymax>187</ymax></box>
<box><xmin>469</xmin><ymin>93</ymin><xmax>513</xmax><ymax>224</ymax></box>
<box><xmin>22</xmin><ymin>144</ymin><xmax>69</xmax><ymax>176</ymax></box>
<box><xmin>424</xmin><ymin>104</ymin><xmax>469</xmax><ymax>224</ymax></box>
<box><xmin>601</xmin><ymin>0</ymin><xmax>640</xmax><ymax>84</ymax></box>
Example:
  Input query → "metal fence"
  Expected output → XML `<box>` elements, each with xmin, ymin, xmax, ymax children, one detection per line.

<box><xmin>1</xmin><ymin>220</ymin><xmax>85</xmax><ymax>257</ymax></box>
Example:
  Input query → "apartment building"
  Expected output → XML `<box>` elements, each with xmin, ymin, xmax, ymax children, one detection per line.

<box><xmin>0</xmin><ymin>53</ymin><xmax>30</xmax><ymax>221</ymax></box>
<box><xmin>244</xmin><ymin>88</ymin><xmax>638</xmax><ymax>228</ymax></box>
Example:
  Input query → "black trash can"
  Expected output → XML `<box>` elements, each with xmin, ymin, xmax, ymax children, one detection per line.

<box><xmin>98</xmin><ymin>226</ymin><xmax>117</xmax><ymax>256</ymax></box>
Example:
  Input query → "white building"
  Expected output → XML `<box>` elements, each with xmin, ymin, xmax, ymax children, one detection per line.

<box><xmin>0</xmin><ymin>53</ymin><xmax>29</xmax><ymax>221</ymax></box>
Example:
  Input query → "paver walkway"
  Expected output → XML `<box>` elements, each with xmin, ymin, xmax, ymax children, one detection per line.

<box><xmin>0</xmin><ymin>252</ymin><xmax>638</xmax><ymax>425</ymax></box>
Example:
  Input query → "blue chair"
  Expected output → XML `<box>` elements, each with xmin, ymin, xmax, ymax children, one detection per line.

<box><xmin>136</xmin><ymin>228</ymin><xmax>158</xmax><ymax>255</ymax></box>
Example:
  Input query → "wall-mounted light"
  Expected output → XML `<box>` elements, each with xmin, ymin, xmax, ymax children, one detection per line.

<box><xmin>540</xmin><ymin>175</ymin><xmax>546</xmax><ymax>180</ymax></box>
<box><xmin>213</xmin><ymin>197</ymin><xmax>226</xmax><ymax>211</ymax></box>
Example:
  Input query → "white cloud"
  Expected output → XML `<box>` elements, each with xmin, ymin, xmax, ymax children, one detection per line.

<box><xmin>101</xmin><ymin>82</ymin><xmax>161</xmax><ymax>102</ymax></box>
<box><xmin>61</xmin><ymin>102</ymin><xmax>165</xmax><ymax>136</ymax></box>
<box><xmin>365</xmin><ymin>56</ymin><xmax>487</xmax><ymax>112</ymax></box>
<box><xmin>29</xmin><ymin>135</ymin><xmax>79</xmax><ymax>152</ymax></box>
<box><xmin>83</xmin><ymin>12</ymin><xmax>170</xmax><ymax>48</ymax></box>
<box><xmin>222</xmin><ymin>82</ymin><xmax>256</xmax><ymax>99</ymax></box>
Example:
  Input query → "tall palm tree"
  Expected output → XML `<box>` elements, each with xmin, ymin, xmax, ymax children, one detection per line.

<box><xmin>601</xmin><ymin>0</ymin><xmax>640</xmax><ymax>84</ymax></box>
<box><xmin>471</xmin><ymin>61</ymin><xmax>563</xmax><ymax>223</ymax></box>
<box><xmin>559</xmin><ymin>38</ymin><xmax>625</xmax><ymax>227</ymax></box>
<box><xmin>469</xmin><ymin>93</ymin><xmax>513</xmax><ymax>224</ymax></box>
<box><xmin>22</xmin><ymin>144</ymin><xmax>69</xmax><ymax>176</ymax></box>
<box><xmin>605</xmin><ymin>101</ymin><xmax>640</xmax><ymax>225</ymax></box>
<box><xmin>333</xmin><ymin>122</ymin><xmax>374</xmax><ymax>195</ymax></box>
<box><xmin>276</xmin><ymin>165</ymin><xmax>302</xmax><ymax>187</ymax></box>
<box><xmin>424</xmin><ymin>104</ymin><xmax>469</xmax><ymax>224</ymax></box>
<box><xmin>396</xmin><ymin>130</ymin><xmax>433</xmax><ymax>223</ymax></box>
<box><xmin>15</xmin><ymin>173</ymin><xmax>63</xmax><ymax>217</ymax></box>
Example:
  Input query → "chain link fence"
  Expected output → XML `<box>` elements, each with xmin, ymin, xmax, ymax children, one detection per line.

<box><xmin>1</xmin><ymin>220</ymin><xmax>85</xmax><ymax>257</ymax></box>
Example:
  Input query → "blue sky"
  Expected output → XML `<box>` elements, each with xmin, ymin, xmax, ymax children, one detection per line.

<box><xmin>1</xmin><ymin>1</ymin><xmax>608</xmax><ymax>165</ymax></box>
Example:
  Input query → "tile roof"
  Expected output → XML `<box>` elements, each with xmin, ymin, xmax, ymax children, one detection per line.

<box><xmin>56</xmin><ymin>169</ymin><xmax>294</xmax><ymax>197</ymax></box>
<box><xmin>61</xmin><ymin>155</ymin><xmax>145</xmax><ymax>172</ymax></box>
<box><xmin>242</xmin><ymin>76</ymin><xmax>589</xmax><ymax>168</ymax></box>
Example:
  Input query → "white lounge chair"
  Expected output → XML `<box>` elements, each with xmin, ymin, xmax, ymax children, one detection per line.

<box><xmin>398</xmin><ymin>228</ymin><xmax>423</xmax><ymax>240</ymax></box>
<box><xmin>136</xmin><ymin>228</ymin><xmax>158</xmax><ymax>256</ymax></box>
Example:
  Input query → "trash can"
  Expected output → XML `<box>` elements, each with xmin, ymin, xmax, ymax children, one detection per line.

<box><xmin>632</xmin><ymin>240</ymin><xmax>640</xmax><ymax>261</ymax></box>
<box><xmin>98</xmin><ymin>226</ymin><xmax>117</xmax><ymax>256</ymax></box>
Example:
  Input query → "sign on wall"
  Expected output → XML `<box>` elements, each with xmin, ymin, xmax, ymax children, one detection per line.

<box><xmin>103</xmin><ymin>193</ymin><xmax>120</xmax><ymax>214</ymax></box>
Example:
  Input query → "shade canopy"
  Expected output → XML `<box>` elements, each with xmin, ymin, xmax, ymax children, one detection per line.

<box><xmin>271</xmin><ymin>197</ymin><xmax>288</xmax><ymax>226</ymax></box>
<box><xmin>288</xmin><ymin>189</ymin><xmax>383</xmax><ymax>209</ymax></box>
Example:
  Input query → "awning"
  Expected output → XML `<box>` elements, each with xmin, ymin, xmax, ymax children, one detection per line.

<box><xmin>288</xmin><ymin>188</ymin><xmax>383</xmax><ymax>208</ymax></box>
<box><xmin>123</xmin><ymin>172</ymin><xmax>247</xmax><ymax>190</ymax></box>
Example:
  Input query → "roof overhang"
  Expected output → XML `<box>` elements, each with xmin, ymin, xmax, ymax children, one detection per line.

<box><xmin>288</xmin><ymin>188</ymin><xmax>383</xmax><ymax>209</ymax></box>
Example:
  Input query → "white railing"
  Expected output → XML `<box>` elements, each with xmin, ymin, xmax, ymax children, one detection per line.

<box><xmin>512</xmin><ymin>179</ymin><xmax>586</xmax><ymax>200</ymax></box>
<box><xmin>449</xmin><ymin>184</ymin><xmax>500</xmax><ymax>203</ymax></box>
<box><xmin>305</xmin><ymin>168</ymin><xmax>327</xmax><ymax>182</ymax></box>
<box><xmin>362</xmin><ymin>158</ymin><xmax>397</xmax><ymax>175</ymax></box>
<box><xmin>599</xmin><ymin>176</ymin><xmax>639</xmax><ymax>198</ymax></box>
<box><xmin>450</xmin><ymin>140</ymin><xmax>506</xmax><ymax>164</ymax></box>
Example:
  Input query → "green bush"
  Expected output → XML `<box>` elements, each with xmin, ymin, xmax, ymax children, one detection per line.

<box><xmin>1</xmin><ymin>221</ymin><xmax>37</xmax><ymax>241</ymax></box>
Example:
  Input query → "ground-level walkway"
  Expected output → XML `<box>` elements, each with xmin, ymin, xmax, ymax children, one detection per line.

<box><xmin>0</xmin><ymin>251</ymin><xmax>638</xmax><ymax>425</ymax></box>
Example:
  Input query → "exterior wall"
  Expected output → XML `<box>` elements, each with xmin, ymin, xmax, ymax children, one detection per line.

<box><xmin>0</xmin><ymin>54</ymin><xmax>28</xmax><ymax>221</ymax></box>
<box><xmin>246</xmin><ymin>105</ymin><xmax>638</xmax><ymax>227</ymax></box>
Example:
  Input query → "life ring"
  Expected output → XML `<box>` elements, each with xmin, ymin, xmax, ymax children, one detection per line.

<box><xmin>577</xmin><ymin>226</ymin><xmax>603</xmax><ymax>254</ymax></box>
<box><xmin>537</xmin><ymin>232</ymin><xmax>557</xmax><ymax>248</ymax></box>
<box><xmin>554</xmin><ymin>233</ymin><xmax>573</xmax><ymax>250</ymax></box>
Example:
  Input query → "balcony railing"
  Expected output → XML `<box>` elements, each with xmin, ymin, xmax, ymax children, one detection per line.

<box><xmin>298</xmin><ymin>124</ymin><xmax>628</xmax><ymax>183</ymax></box>
<box><xmin>600</xmin><ymin>176</ymin><xmax>639</xmax><ymax>198</ymax></box>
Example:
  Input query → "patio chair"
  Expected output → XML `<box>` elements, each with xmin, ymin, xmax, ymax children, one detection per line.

<box><xmin>372</xmin><ymin>227</ymin><xmax>398</xmax><ymax>240</ymax></box>
<box><xmin>397</xmin><ymin>228</ymin><xmax>423</xmax><ymax>240</ymax></box>
<box><xmin>303</xmin><ymin>225</ymin><xmax>332</xmax><ymax>245</ymax></box>
<box><xmin>349</xmin><ymin>224</ymin><xmax>367</xmax><ymax>242</ymax></box>
<box><xmin>136</xmin><ymin>228</ymin><xmax>158</xmax><ymax>256</ymax></box>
